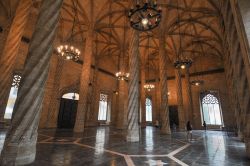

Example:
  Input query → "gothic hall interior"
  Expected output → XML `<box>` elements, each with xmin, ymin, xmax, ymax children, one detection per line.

<box><xmin>1</xmin><ymin>0</ymin><xmax>250</xmax><ymax>166</ymax></box>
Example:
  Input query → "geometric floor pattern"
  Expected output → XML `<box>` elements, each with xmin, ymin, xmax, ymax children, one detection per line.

<box><xmin>1</xmin><ymin>126</ymin><xmax>250</xmax><ymax>165</ymax></box>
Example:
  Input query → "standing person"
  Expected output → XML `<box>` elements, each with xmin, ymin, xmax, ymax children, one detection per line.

<box><xmin>155</xmin><ymin>120</ymin><xmax>159</xmax><ymax>128</ymax></box>
<box><xmin>203</xmin><ymin>120</ymin><xmax>207</xmax><ymax>131</ymax></box>
<box><xmin>186</xmin><ymin>121</ymin><xmax>192</xmax><ymax>141</ymax></box>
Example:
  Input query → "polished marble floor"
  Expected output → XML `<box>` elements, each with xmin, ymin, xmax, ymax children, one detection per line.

<box><xmin>0</xmin><ymin>126</ymin><xmax>250</xmax><ymax>166</ymax></box>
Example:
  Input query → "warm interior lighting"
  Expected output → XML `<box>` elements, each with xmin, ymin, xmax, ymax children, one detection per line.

<box><xmin>180</xmin><ymin>65</ymin><xmax>186</xmax><ymax>69</ymax></box>
<box><xmin>142</xmin><ymin>18</ymin><xmax>149</xmax><ymax>25</ymax></box>
<box><xmin>144</xmin><ymin>84</ymin><xmax>155</xmax><ymax>91</ymax></box>
<box><xmin>128</xmin><ymin>0</ymin><xmax>161</xmax><ymax>31</ymax></box>
<box><xmin>115</xmin><ymin>71</ymin><xmax>129</xmax><ymax>81</ymax></box>
<box><xmin>174</xmin><ymin>58</ymin><xmax>193</xmax><ymax>69</ymax></box>
<box><xmin>191</xmin><ymin>80</ymin><xmax>204</xmax><ymax>86</ymax></box>
<box><xmin>57</xmin><ymin>45</ymin><xmax>80</xmax><ymax>61</ymax></box>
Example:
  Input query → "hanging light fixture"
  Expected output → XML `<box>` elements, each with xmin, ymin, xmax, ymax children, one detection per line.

<box><xmin>116</xmin><ymin>19</ymin><xmax>129</xmax><ymax>81</ymax></box>
<box><xmin>56</xmin><ymin>1</ymin><xmax>80</xmax><ymax>61</ymax></box>
<box><xmin>144</xmin><ymin>36</ymin><xmax>155</xmax><ymax>91</ymax></box>
<box><xmin>190</xmin><ymin>80</ymin><xmax>204</xmax><ymax>86</ymax></box>
<box><xmin>128</xmin><ymin>0</ymin><xmax>162</xmax><ymax>31</ymax></box>
<box><xmin>57</xmin><ymin>45</ymin><xmax>80</xmax><ymax>61</ymax></box>
<box><xmin>173</xmin><ymin>0</ymin><xmax>192</xmax><ymax>69</ymax></box>
<box><xmin>144</xmin><ymin>84</ymin><xmax>155</xmax><ymax>91</ymax></box>
<box><xmin>115</xmin><ymin>71</ymin><xmax>130</xmax><ymax>81</ymax></box>
<box><xmin>174</xmin><ymin>58</ymin><xmax>192</xmax><ymax>69</ymax></box>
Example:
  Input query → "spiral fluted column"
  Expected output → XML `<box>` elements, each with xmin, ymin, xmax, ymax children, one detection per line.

<box><xmin>86</xmin><ymin>61</ymin><xmax>99</xmax><ymax>127</ymax></box>
<box><xmin>0</xmin><ymin>0</ymin><xmax>32</xmax><ymax>121</ymax></box>
<box><xmin>126</xmin><ymin>30</ymin><xmax>140</xmax><ymax>142</ymax></box>
<box><xmin>175</xmin><ymin>69</ymin><xmax>185</xmax><ymax>129</ymax></box>
<box><xmin>184</xmin><ymin>68</ymin><xmax>194</xmax><ymax>122</ymax></box>
<box><xmin>0</xmin><ymin>0</ymin><xmax>63</xmax><ymax>165</ymax></box>
<box><xmin>140</xmin><ymin>66</ymin><xmax>146</xmax><ymax>128</ymax></box>
<box><xmin>116</xmin><ymin>76</ymin><xmax>127</xmax><ymax>129</ymax></box>
<box><xmin>159</xmin><ymin>33</ymin><xmax>171</xmax><ymax>135</ymax></box>
<box><xmin>74</xmin><ymin>30</ymin><xmax>94</xmax><ymax>133</ymax></box>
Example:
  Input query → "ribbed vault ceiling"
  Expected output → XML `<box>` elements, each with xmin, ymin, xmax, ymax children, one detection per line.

<box><xmin>58</xmin><ymin>0</ymin><xmax>224</xmax><ymax>73</ymax></box>
<box><xmin>0</xmin><ymin>0</ymin><xmax>224</xmax><ymax>74</ymax></box>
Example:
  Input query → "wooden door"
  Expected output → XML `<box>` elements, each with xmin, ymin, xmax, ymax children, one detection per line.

<box><xmin>169</xmin><ymin>105</ymin><xmax>179</xmax><ymax>128</ymax></box>
<box><xmin>57</xmin><ymin>98</ymin><xmax>78</xmax><ymax>129</ymax></box>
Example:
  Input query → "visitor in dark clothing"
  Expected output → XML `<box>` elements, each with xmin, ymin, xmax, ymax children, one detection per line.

<box><xmin>186</xmin><ymin>121</ymin><xmax>192</xmax><ymax>141</ymax></box>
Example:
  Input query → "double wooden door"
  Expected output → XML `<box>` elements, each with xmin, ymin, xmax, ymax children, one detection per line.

<box><xmin>57</xmin><ymin>98</ymin><xmax>78</xmax><ymax>129</ymax></box>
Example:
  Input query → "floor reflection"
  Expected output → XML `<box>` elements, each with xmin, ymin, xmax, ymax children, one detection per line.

<box><xmin>0</xmin><ymin>131</ymin><xmax>6</xmax><ymax>154</ymax></box>
<box><xmin>0</xmin><ymin>127</ymin><xmax>249</xmax><ymax>166</ymax></box>
<box><xmin>94</xmin><ymin>127</ymin><xmax>107</xmax><ymax>155</ymax></box>
<box><xmin>145</xmin><ymin>126</ymin><xmax>154</xmax><ymax>152</ymax></box>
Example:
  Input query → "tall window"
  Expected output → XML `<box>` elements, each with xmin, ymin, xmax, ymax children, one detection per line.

<box><xmin>4</xmin><ymin>74</ymin><xmax>21</xmax><ymax>119</ymax></box>
<box><xmin>98</xmin><ymin>93</ymin><xmax>108</xmax><ymax>121</ymax></box>
<box><xmin>146</xmin><ymin>97</ymin><xmax>152</xmax><ymax>122</ymax></box>
<box><xmin>201</xmin><ymin>93</ymin><xmax>223</xmax><ymax>125</ymax></box>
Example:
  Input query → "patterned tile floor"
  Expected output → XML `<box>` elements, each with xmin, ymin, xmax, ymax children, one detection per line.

<box><xmin>0</xmin><ymin>126</ymin><xmax>250</xmax><ymax>166</ymax></box>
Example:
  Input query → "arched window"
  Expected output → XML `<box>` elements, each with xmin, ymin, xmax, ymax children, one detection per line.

<box><xmin>4</xmin><ymin>74</ymin><xmax>21</xmax><ymax>119</ymax></box>
<box><xmin>62</xmin><ymin>93</ymin><xmax>79</xmax><ymax>100</ymax></box>
<box><xmin>201</xmin><ymin>93</ymin><xmax>223</xmax><ymax>125</ymax></box>
<box><xmin>146</xmin><ymin>97</ymin><xmax>152</xmax><ymax>122</ymax></box>
<box><xmin>98</xmin><ymin>93</ymin><xmax>108</xmax><ymax>121</ymax></box>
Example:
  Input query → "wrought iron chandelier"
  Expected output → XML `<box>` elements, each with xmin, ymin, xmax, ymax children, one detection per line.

<box><xmin>56</xmin><ymin>1</ymin><xmax>80</xmax><ymax>61</ymax></box>
<box><xmin>174</xmin><ymin>58</ymin><xmax>193</xmax><ymax>69</ymax></box>
<box><xmin>57</xmin><ymin>45</ymin><xmax>80</xmax><ymax>61</ymax></box>
<box><xmin>128</xmin><ymin>0</ymin><xmax>162</xmax><ymax>31</ymax></box>
<box><xmin>144</xmin><ymin>84</ymin><xmax>155</xmax><ymax>91</ymax></box>
<box><xmin>115</xmin><ymin>71</ymin><xmax>130</xmax><ymax>81</ymax></box>
<box><xmin>191</xmin><ymin>80</ymin><xmax>204</xmax><ymax>86</ymax></box>
<box><xmin>173</xmin><ymin>0</ymin><xmax>192</xmax><ymax>70</ymax></box>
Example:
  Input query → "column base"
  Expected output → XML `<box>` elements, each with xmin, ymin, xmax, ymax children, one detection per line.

<box><xmin>140</xmin><ymin>122</ymin><xmax>147</xmax><ymax>128</ymax></box>
<box><xmin>238</xmin><ymin>131</ymin><xmax>244</xmax><ymax>142</ymax></box>
<box><xmin>116</xmin><ymin>126</ymin><xmax>126</xmax><ymax>130</ymax></box>
<box><xmin>0</xmin><ymin>138</ymin><xmax>37</xmax><ymax>165</ymax></box>
<box><xmin>178</xmin><ymin>122</ymin><xmax>186</xmax><ymax>130</ymax></box>
<box><xmin>245</xmin><ymin>140</ymin><xmax>250</xmax><ymax>158</ymax></box>
<box><xmin>73</xmin><ymin>124</ymin><xmax>85</xmax><ymax>133</ymax></box>
<box><xmin>85</xmin><ymin>121</ymin><xmax>98</xmax><ymax>127</ymax></box>
<box><xmin>126</xmin><ymin>129</ymin><xmax>139</xmax><ymax>142</ymax></box>
<box><xmin>161</xmin><ymin>127</ymin><xmax>171</xmax><ymax>135</ymax></box>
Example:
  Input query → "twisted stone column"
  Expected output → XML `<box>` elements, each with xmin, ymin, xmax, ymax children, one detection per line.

<box><xmin>140</xmin><ymin>66</ymin><xmax>146</xmax><ymax>128</ymax></box>
<box><xmin>159</xmin><ymin>33</ymin><xmax>171</xmax><ymax>134</ymax></box>
<box><xmin>0</xmin><ymin>0</ymin><xmax>32</xmax><ymax>121</ymax></box>
<box><xmin>126</xmin><ymin>30</ymin><xmax>140</xmax><ymax>142</ymax></box>
<box><xmin>0</xmin><ymin>0</ymin><xmax>63</xmax><ymax>165</ymax></box>
<box><xmin>175</xmin><ymin>69</ymin><xmax>186</xmax><ymax>129</ymax></box>
<box><xmin>116</xmin><ymin>78</ymin><xmax>127</xmax><ymax>129</ymax></box>
<box><xmin>74</xmin><ymin>30</ymin><xmax>94</xmax><ymax>133</ymax></box>
<box><xmin>116</xmin><ymin>51</ymin><xmax>128</xmax><ymax>129</ymax></box>
<box><xmin>86</xmin><ymin>62</ymin><xmax>99</xmax><ymax>127</ymax></box>
<box><xmin>184</xmin><ymin>68</ymin><xmax>194</xmax><ymax>123</ymax></box>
